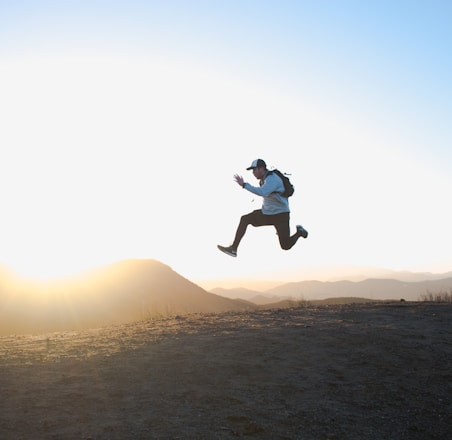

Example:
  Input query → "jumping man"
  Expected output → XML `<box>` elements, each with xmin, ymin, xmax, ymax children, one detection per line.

<box><xmin>217</xmin><ymin>158</ymin><xmax>308</xmax><ymax>257</ymax></box>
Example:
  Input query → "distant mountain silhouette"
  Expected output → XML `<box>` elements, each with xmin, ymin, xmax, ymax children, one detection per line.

<box><xmin>319</xmin><ymin>268</ymin><xmax>452</xmax><ymax>283</ymax></box>
<box><xmin>267</xmin><ymin>278</ymin><xmax>452</xmax><ymax>301</ymax></box>
<box><xmin>213</xmin><ymin>277</ymin><xmax>452</xmax><ymax>302</ymax></box>
<box><xmin>210</xmin><ymin>287</ymin><xmax>262</xmax><ymax>301</ymax></box>
<box><xmin>0</xmin><ymin>259</ymin><xmax>254</xmax><ymax>335</ymax></box>
<box><xmin>210</xmin><ymin>288</ymin><xmax>292</xmax><ymax>305</ymax></box>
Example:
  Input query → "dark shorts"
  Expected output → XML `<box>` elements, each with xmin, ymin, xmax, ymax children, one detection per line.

<box><xmin>241</xmin><ymin>210</ymin><xmax>294</xmax><ymax>250</ymax></box>
<box><xmin>244</xmin><ymin>209</ymin><xmax>289</xmax><ymax>228</ymax></box>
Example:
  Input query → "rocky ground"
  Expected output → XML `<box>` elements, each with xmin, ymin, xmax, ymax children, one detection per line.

<box><xmin>0</xmin><ymin>302</ymin><xmax>450</xmax><ymax>439</ymax></box>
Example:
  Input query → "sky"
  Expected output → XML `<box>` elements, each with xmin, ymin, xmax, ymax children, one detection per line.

<box><xmin>0</xmin><ymin>0</ymin><xmax>451</xmax><ymax>287</ymax></box>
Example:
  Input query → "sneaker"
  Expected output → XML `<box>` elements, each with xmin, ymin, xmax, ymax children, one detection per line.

<box><xmin>296</xmin><ymin>225</ymin><xmax>308</xmax><ymax>238</ymax></box>
<box><xmin>217</xmin><ymin>245</ymin><xmax>237</xmax><ymax>257</ymax></box>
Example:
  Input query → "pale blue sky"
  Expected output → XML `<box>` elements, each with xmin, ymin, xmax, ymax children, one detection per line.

<box><xmin>0</xmin><ymin>1</ymin><xmax>451</xmax><ymax>284</ymax></box>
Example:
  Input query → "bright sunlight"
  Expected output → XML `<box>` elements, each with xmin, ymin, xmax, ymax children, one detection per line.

<box><xmin>1</xmin><ymin>54</ymin><xmax>276</xmax><ymax>280</ymax></box>
<box><xmin>1</xmin><ymin>54</ymin><xmax>207</xmax><ymax>279</ymax></box>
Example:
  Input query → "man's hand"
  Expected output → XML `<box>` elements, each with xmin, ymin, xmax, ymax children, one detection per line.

<box><xmin>234</xmin><ymin>174</ymin><xmax>245</xmax><ymax>187</ymax></box>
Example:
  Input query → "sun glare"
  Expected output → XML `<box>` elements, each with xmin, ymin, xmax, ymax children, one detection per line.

<box><xmin>2</xmin><ymin>253</ymin><xmax>110</xmax><ymax>281</ymax></box>
<box><xmin>0</xmin><ymin>55</ymin><xmax>207</xmax><ymax>281</ymax></box>
<box><xmin>0</xmin><ymin>53</ymin><xmax>304</xmax><ymax>282</ymax></box>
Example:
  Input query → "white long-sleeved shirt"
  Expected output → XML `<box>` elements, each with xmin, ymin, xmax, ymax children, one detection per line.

<box><xmin>243</xmin><ymin>171</ymin><xmax>290</xmax><ymax>215</ymax></box>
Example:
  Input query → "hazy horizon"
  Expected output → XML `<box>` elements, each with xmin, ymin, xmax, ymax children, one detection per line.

<box><xmin>1</xmin><ymin>257</ymin><xmax>451</xmax><ymax>290</ymax></box>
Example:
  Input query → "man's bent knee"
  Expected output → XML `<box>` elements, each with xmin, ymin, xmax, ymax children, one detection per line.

<box><xmin>280</xmin><ymin>242</ymin><xmax>292</xmax><ymax>250</ymax></box>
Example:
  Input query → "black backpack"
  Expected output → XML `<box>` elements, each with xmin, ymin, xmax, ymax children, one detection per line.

<box><xmin>268</xmin><ymin>169</ymin><xmax>295</xmax><ymax>198</ymax></box>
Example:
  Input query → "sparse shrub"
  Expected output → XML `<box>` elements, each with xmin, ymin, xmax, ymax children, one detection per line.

<box><xmin>420</xmin><ymin>290</ymin><xmax>452</xmax><ymax>303</ymax></box>
<box><xmin>295</xmin><ymin>296</ymin><xmax>311</xmax><ymax>308</ymax></box>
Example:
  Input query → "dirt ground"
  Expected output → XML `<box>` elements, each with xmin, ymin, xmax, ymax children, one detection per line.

<box><xmin>0</xmin><ymin>302</ymin><xmax>450</xmax><ymax>440</ymax></box>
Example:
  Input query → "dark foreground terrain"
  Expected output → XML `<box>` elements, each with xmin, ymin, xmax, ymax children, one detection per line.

<box><xmin>0</xmin><ymin>302</ymin><xmax>450</xmax><ymax>439</ymax></box>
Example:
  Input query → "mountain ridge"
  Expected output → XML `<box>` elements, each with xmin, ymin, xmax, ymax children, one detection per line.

<box><xmin>1</xmin><ymin>260</ymin><xmax>451</xmax><ymax>335</ymax></box>
<box><xmin>211</xmin><ymin>276</ymin><xmax>452</xmax><ymax>302</ymax></box>
<box><xmin>0</xmin><ymin>259</ymin><xmax>254</xmax><ymax>335</ymax></box>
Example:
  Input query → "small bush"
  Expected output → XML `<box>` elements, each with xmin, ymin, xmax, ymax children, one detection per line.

<box><xmin>420</xmin><ymin>290</ymin><xmax>452</xmax><ymax>303</ymax></box>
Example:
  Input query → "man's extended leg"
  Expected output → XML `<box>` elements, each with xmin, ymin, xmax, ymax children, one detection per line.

<box><xmin>273</xmin><ymin>213</ymin><xmax>308</xmax><ymax>250</ymax></box>
<box><xmin>231</xmin><ymin>209</ymin><xmax>268</xmax><ymax>250</ymax></box>
<box><xmin>218</xmin><ymin>210</ymin><xmax>269</xmax><ymax>257</ymax></box>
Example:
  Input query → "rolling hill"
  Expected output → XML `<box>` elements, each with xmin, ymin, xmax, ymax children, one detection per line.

<box><xmin>0</xmin><ymin>259</ymin><xmax>254</xmax><ymax>335</ymax></box>
<box><xmin>211</xmin><ymin>277</ymin><xmax>452</xmax><ymax>302</ymax></box>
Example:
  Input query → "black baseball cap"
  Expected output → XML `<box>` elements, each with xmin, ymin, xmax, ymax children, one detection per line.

<box><xmin>246</xmin><ymin>159</ymin><xmax>267</xmax><ymax>170</ymax></box>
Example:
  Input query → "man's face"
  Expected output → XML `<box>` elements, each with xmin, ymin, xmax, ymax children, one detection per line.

<box><xmin>253</xmin><ymin>166</ymin><xmax>266</xmax><ymax>180</ymax></box>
